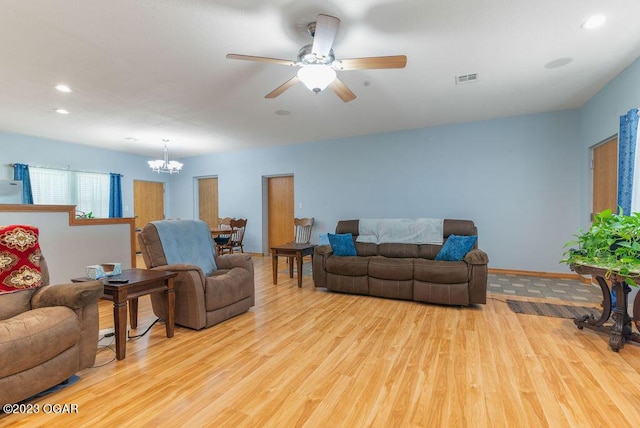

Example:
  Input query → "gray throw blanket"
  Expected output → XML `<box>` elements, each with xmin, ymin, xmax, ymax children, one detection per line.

<box><xmin>357</xmin><ymin>218</ymin><xmax>444</xmax><ymax>245</ymax></box>
<box><xmin>152</xmin><ymin>220</ymin><xmax>217</xmax><ymax>275</ymax></box>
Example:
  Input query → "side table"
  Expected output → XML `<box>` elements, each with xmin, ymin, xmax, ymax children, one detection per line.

<box><xmin>271</xmin><ymin>243</ymin><xmax>316</xmax><ymax>288</ymax></box>
<box><xmin>570</xmin><ymin>264</ymin><xmax>640</xmax><ymax>352</ymax></box>
<box><xmin>72</xmin><ymin>268</ymin><xmax>177</xmax><ymax>360</ymax></box>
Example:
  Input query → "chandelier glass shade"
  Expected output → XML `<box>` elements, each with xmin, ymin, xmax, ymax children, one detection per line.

<box><xmin>148</xmin><ymin>141</ymin><xmax>183</xmax><ymax>174</ymax></box>
<box><xmin>297</xmin><ymin>64</ymin><xmax>336</xmax><ymax>93</ymax></box>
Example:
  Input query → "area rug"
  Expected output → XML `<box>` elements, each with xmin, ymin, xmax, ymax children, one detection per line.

<box><xmin>506</xmin><ymin>299</ymin><xmax>602</xmax><ymax>319</ymax></box>
<box><xmin>22</xmin><ymin>375</ymin><xmax>80</xmax><ymax>403</ymax></box>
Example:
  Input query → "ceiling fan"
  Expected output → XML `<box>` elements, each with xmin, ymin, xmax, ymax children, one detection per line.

<box><xmin>226</xmin><ymin>14</ymin><xmax>407</xmax><ymax>103</ymax></box>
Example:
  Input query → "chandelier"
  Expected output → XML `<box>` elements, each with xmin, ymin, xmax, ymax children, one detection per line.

<box><xmin>148</xmin><ymin>140</ymin><xmax>183</xmax><ymax>174</ymax></box>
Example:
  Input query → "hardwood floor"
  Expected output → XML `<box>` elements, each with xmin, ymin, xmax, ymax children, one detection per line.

<box><xmin>4</xmin><ymin>256</ymin><xmax>640</xmax><ymax>427</ymax></box>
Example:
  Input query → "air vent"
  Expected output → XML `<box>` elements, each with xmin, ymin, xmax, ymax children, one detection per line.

<box><xmin>455</xmin><ymin>73</ymin><xmax>479</xmax><ymax>85</ymax></box>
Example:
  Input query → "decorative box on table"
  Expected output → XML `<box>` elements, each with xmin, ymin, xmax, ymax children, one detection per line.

<box><xmin>86</xmin><ymin>263</ymin><xmax>122</xmax><ymax>279</ymax></box>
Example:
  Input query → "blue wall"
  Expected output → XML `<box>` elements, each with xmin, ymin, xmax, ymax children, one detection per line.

<box><xmin>170</xmin><ymin>110</ymin><xmax>582</xmax><ymax>273</ymax></box>
<box><xmin>4</xmin><ymin>55</ymin><xmax>640</xmax><ymax>274</ymax></box>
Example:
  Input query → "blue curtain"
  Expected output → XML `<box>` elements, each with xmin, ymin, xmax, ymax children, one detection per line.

<box><xmin>12</xmin><ymin>163</ymin><xmax>34</xmax><ymax>204</ymax></box>
<box><xmin>617</xmin><ymin>108</ymin><xmax>639</xmax><ymax>215</ymax></box>
<box><xmin>109</xmin><ymin>173</ymin><xmax>123</xmax><ymax>218</ymax></box>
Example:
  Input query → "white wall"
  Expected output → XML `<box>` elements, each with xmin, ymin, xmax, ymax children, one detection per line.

<box><xmin>0</xmin><ymin>210</ymin><xmax>131</xmax><ymax>284</ymax></box>
<box><xmin>0</xmin><ymin>132</ymin><xmax>171</xmax><ymax>218</ymax></box>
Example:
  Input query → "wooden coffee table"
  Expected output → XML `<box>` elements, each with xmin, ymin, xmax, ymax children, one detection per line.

<box><xmin>271</xmin><ymin>243</ymin><xmax>316</xmax><ymax>288</ymax></box>
<box><xmin>72</xmin><ymin>268</ymin><xmax>177</xmax><ymax>360</ymax></box>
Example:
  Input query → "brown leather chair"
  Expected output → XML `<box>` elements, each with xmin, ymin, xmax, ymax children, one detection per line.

<box><xmin>138</xmin><ymin>220</ymin><xmax>254</xmax><ymax>330</ymax></box>
<box><xmin>0</xmin><ymin>256</ymin><xmax>102</xmax><ymax>405</ymax></box>
<box><xmin>217</xmin><ymin>218</ymin><xmax>247</xmax><ymax>254</ymax></box>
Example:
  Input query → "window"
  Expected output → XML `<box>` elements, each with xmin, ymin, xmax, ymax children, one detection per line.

<box><xmin>30</xmin><ymin>167</ymin><xmax>110</xmax><ymax>218</ymax></box>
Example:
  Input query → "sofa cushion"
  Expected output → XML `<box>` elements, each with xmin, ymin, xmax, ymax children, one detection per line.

<box><xmin>369</xmin><ymin>278</ymin><xmax>414</xmax><ymax>300</ymax></box>
<box><xmin>378</xmin><ymin>243</ymin><xmax>419</xmax><ymax>258</ymax></box>
<box><xmin>414</xmin><ymin>281</ymin><xmax>470</xmax><ymax>306</ymax></box>
<box><xmin>355</xmin><ymin>242</ymin><xmax>378</xmax><ymax>257</ymax></box>
<box><xmin>0</xmin><ymin>225</ymin><xmax>43</xmax><ymax>295</ymax></box>
<box><xmin>435</xmin><ymin>235</ymin><xmax>477</xmax><ymax>261</ymax></box>
<box><xmin>0</xmin><ymin>306</ymin><xmax>80</xmax><ymax>377</ymax></box>
<box><xmin>0</xmin><ymin>288</ymin><xmax>34</xmax><ymax>321</ymax></box>
<box><xmin>326</xmin><ymin>256</ymin><xmax>369</xmax><ymax>276</ymax></box>
<box><xmin>414</xmin><ymin>259</ymin><xmax>469</xmax><ymax>284</ymax></box>
<box><xmin>417</xmin><ymin>244</ymin><xmax>440</xmax><ymax>260</ymax></box>
<box><xmin>328</xmin><ymin>233</ymin><xmax>357</xmax><ymax>257</ymax></box>
<box><xmin>326</xmin><ymin>273</ymin><xmax>369</xmax><ymax>295</ymax></box>
<box><xmin>368</xmin><ymin>257</ymin><xmax>414</xmax><ymax>280</ymax></box>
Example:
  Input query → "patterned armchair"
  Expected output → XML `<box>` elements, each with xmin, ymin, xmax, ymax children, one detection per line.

<box><xmin>0</xmin><ymin>225</ymin><xmax>103</xmax><ymax>405</ymax></box>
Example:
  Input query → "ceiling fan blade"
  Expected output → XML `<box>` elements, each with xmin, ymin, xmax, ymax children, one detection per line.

<box><xmin>265</xmin><ymin>76</ymin><xmax>300</xmax><ymax>99</ymax></box>
<box><xmin>330</xmin><ymin>78</ymin><xmax>356</xmax><ymax>103</ymax></box>
<box><xmin>226</xmin><ymin>54</ymin><xmax>296</xmax><ymax>67</ymax></box>
<box><xmin>312</xmin><ymin>14</ymin><xmax>340</xmax><ymax>59</ymax></box>
<box><xmin>333</xmin><ymin>55</ymin><xmax>407</xmax><ymax>70</ymax></box>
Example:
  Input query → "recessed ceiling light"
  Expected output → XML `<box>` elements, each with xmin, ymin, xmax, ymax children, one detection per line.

<box><xmin>55</xmin><ymin>84</ymin><xmax>71</xmax><ymax>93</ymax></box>
<box><xmin>545</xmin><ymin>58</ymin><xmax>573</xmax><ymax>69</ymax></box>
<box><xmin>581</xmin><ymin>15</ymin><xmax>606</xmax><ymax>30</ymax></box>
<box><xmin>54</xmin><ymin>108</ymin><xmax>69</xmax><ymax>114</ymax></box>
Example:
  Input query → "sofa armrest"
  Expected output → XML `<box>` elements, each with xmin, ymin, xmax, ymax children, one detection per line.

<box><xmin>312</xmin><ymin>245</ymin><xmax>333</xmax><ymax>288</ymax></box>
<box><xmin>31</xmin><ymin>281</ymin><xmax>103</xmax><ymax>310</ymax></box>
<box><xmin>215</xmin><ymin>253</ymin><xmax>252</xmax><ymax>271</ymax></box>
<box><xmin>152</xmin><ymin>263</ymin><xmax>208</xmax><ymax>290</ymax></box>
<box><xmin>464</xmin><ymin>248</ymin><xmax>489</xmax><ymax>265</ymax></box>
<box><xmin>464</xmin><ymin>249</ymin><xmax>489</xmax><ymax>304</ymax></box>
<box><xmin>152</xmin><ymin>263</ymin><xmax>202</xmax><ymax>272</ymax></box>
<box><xmin>314</xmin><ymin>245</ymin><xmax>333</xmax><ymax>256</ymax></box>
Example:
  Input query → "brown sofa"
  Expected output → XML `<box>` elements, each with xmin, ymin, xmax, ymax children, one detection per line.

<box><xmin>138</xmin><ymin>220</ymin><xmax>255</xmax><ymax>330</ymax></box>
<box><xmin>0</xmin><ymin>256</ymin><xmax>103</xmax><ymax>405</ymax></box>
<box><xmin>312</xmin><ymin>219</ymin><xmax>488</xmax><ymax>306</ymax></box>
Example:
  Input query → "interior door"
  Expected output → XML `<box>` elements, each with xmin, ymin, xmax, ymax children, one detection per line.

<box><xmin>198</xmin><ymin>177</ymin><xmax>219</xmax><ymax>229</ymax></box>
<box><xmin>267</xmin><ymin>175</ymin><xmax>294</xmax><ymax>250</ymax></box>
<box><xmin>133</xmin><ymin>180</ymin><xmax>165</xmax><ymax>263</ymax></box>
<box><xmin>592</xmin><ymin>136</ymin><xmax>618</xmax><ymax>219</ymax></box>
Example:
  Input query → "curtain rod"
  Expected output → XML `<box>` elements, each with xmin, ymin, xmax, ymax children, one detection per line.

<box><xmin>8</xmin><ymin>163</ymin><xmax>123</xmax><ymax>177</ymax></box>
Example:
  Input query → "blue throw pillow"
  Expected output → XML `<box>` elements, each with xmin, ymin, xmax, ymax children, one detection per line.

<box><xmin>327</xmin><ymin>233</ymin><xmax>357</xmax><ymax>256</ymax></box>
<box><xmin>318</xmin><ymin>233</ymin><xmax>330</xmax><ymax>246</ymax></box>
<box><xmin>435</xmin><ymin>235</ymin><xmax>477</xmax><ymax>261</ymax></box>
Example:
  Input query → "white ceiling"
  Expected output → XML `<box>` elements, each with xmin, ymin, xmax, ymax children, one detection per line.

<box><xmin>2</xmin><ymin>0</ymin><xmax>640</xmax><ymax>158</ymax></box>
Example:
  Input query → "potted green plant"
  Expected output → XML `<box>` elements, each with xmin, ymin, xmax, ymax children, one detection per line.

<box><xmin>561</xmin><ymin>209</ymin><xmax>640</xmax><ymax>285</ymax></box>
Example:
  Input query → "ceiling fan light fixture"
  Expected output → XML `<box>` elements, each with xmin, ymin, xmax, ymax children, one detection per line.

<box><xmin>297</xmin><ymin>65</ymin><xmax>336</xmax><ymax>93</ymax></box>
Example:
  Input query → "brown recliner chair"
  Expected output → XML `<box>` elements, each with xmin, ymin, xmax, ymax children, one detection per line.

<box><xmin>138</xmin><ymin>220</ymin><xmax>255</xmax><ymax>330</ymax></box>
<box><xmin>0</xmin><ymin>256</ymin><xmax>103</xmax><ymax>405</ymax></box>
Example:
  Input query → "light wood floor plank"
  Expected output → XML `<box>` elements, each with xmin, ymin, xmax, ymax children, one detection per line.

<box><xmin>3</xmin><ymin>255</ymin><xmax>640</xmax><ymax>427</ymax></box>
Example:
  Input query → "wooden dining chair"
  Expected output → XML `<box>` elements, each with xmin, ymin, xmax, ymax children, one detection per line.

<box><xmin>293</xmin><ymin>217</ymin><xmax>314</xmax><ymax>244</ymax></box>
<box><xmin>218</xmin><ymin>218</ymin><xmax>247</xmax><ymax>254</ymax></box>
<box><xmin>288</xmin><ymin>217</ymin><xmax>314</xmax><ymax>266</ymax></box>
<box><xmin>214</xmin><ymin>217</ymin><xmax>234</xmax><ymax>255</ymax></box>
